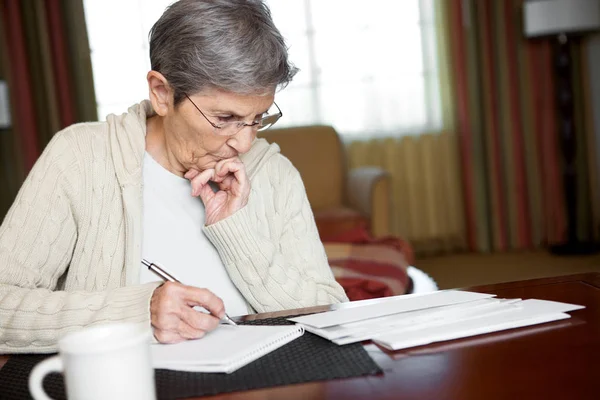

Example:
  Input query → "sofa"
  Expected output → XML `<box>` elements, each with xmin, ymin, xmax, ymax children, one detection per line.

<box><xmin>259</xmin><ymin>125</ymin><xmax>414</xmax><ymax>300</ymax></box>
<box><xmin>259</xmin><ymin>125</ymin><xmax>392</xmax><ymax>239</ymax></box>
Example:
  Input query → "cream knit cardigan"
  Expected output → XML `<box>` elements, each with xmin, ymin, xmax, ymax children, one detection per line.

<box><xmin>0</xmin><ymin>101</ymin><xmax>347</xmax><ymax>354</ymax></box>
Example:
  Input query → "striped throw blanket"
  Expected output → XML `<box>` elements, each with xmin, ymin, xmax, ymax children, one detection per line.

<box><xmin>322</xmin><ymin>226</ymin><xmax>414</xmax><ymax>301</ymax></box>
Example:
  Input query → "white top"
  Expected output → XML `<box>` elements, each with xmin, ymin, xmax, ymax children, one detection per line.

<box><xmin>140</xmin><ymin>152</ymin><xmax>249</xmax><ymax>316</ymax></box>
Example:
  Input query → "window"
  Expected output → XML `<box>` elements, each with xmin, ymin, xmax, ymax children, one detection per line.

<box><xmin>84</xmin><ymin>0</ymin><xmax>441</xmax><ymax>138</ymax></box>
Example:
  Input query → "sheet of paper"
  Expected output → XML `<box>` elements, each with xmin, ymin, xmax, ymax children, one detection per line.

<box><xmin>513</xmin><ymin>299</ymin><xmax>584</xmax><ymax>314</ymax></box>
<box><xmin>300</xmin><ymin>298</ymin><xmax>505</xmax><ymax>340</ymax></box>
<box><xmin>372</xmin><ymin>299</ymin><xmax>582</xmax><ymax>350</ymax></box>
<box><xmin>325</xmin><ymin>298</ymin><xmax>583</xmax><ymax>345</ymax></box>
<box><xmin>331</xmin><ymin>298</ymin><xmax>583</xmax><ymax>345</ymax></box>
<box><xmin>289</xmin><ymin>290</ymin><xmax>496</xmax><ymax>328</ymax></box>
<box><xmin>332</xmin><ymin>300</ymin><xmax>521</xmax><ymax>345</ymax></box>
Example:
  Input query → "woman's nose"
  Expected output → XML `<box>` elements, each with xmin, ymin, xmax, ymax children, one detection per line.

<box><xmin>227</xmin><ymin>126</ymin><xmax>256</xmax><ymax>154</ymax></box>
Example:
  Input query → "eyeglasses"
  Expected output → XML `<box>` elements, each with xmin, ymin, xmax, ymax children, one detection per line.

<box><xmin>185</xmin><ymin>94</ymin><xmax>282</xmax><ymax>137</ymax></box>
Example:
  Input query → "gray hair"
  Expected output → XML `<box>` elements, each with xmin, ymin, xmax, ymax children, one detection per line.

<box><xmin>149</xmin><ymin>0</ymin><xmax>298</xmax><ymax>105</ymax></box>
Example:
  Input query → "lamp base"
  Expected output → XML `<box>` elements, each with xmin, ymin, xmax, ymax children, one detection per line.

<box><xmin>549</xmin><ymin>241</ymin><xmax>600</xmax><ymax>256</ymax></box>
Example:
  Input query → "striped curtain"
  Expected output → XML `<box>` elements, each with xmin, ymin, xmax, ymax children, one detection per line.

<box><xmin>443</xmin><ymin>0</ymin><xmax>597</xmax><ymax>252</ymax></box>
<box><xmin>347</xmin><ymin>132</ymin><xmax>466</xmax><ymax>255</ymax></box>
<box><xmin>0</xmin><ymin>0</ymin><xmax>96</xmax><ymax>220</ymax></box>
<box><xmin>345</xmin><ymin>0</ymin><xmax>466</xmax><ymax>255</ymax></box>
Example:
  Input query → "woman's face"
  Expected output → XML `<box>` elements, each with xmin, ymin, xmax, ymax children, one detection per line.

<box><xmin>173</xmin><ymin>88</ymin><xmax>274</xmax><ymax>172</ymax></box>
<box><xmin>150</xmin><ymin>84</ymin><xmax>275</xmax><ymax>176</ymax></box>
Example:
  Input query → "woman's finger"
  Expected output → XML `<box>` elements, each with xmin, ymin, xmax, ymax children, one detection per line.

<box><xmin>177</xmin><ymin>317</ymin><xmax>208</xmax><ymax>340</ymax></box>
<box><xmin>197</xmin><ymin>182</ymin><xmax>215</xmax><ymax>204</ymax></box>
<box><xmin>184</xmin><ymin>169</ymin><xmax>200</xmax><ymax>180</ymax></box>
<box><xmin>223</xmin><ymin>160</ymin><xmax>248</xmax><ymax>190</ymax></box>
<box><xmin>190</xmin><ymin>169</ymin><xmax>214</xmax><ymax>196</ymax></box>
<box><xmin>214</xmin><ymin>158</ymin><xmax>235</xmax><ymax>177</ymax></box>
<box><xmin>214</xmin><ymin>158</ymin><xmax>245</xmax><ymax>181</ymax></box>
<box><xmin>153</xmin><ymin>329</ymin><xmax>185</xmax><ymax>344</ymax></box>
<box><xmin>180</xmin><ymin>305</ymin><xmax>220</xmax><ymax>332</ymax></box>
<box><xmin>215</xmin><ymin>160</ymin><xmax>249</xmax><ymax>195</ymax></box>
<box><xmin>218</xmin><ymin>175</ymin><xmax>235</xmax><ymax>191</ymax></box>
<box><xmin>182</xmin><ymin>286</ymin><xmax>226</xmax><ymax>318</ymax></box>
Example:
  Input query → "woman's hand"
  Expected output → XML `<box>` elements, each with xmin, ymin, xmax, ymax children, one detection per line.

<box><xmin>150</xmin><ymin>282</ymin><xmax>225</xmax><ymax>344</ymax></box>
<box><xmin>185</xmin><ymin>157</ymin><xmax>251</xmax><ymax>225</ymax></box>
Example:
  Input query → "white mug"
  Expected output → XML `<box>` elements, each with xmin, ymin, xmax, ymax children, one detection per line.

<box><xmin>29</xmin><ymin>322</ymin><xmax>156</xmax><ymax>400</ymax></box>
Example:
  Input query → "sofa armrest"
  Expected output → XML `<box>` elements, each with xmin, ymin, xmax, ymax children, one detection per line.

<box><xmin>346</xmin><ymin>167</ymin><xmax>391</xmax><ymax>237</ymax></box>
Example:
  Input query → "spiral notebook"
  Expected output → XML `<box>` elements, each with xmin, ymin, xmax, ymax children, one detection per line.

<box><xmin>151</xmin><ymin>324</ymin><xmax>305</xmax><ymax>374</ymax></box>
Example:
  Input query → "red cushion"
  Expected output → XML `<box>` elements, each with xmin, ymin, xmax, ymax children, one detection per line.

<box><xmin>324</xmin><ymin>225</ymin><xmax>415</xmax><ymax>266</ymax></box>
<box><xmin>323</xmin><ymin>226</ymin><xmax>413</xmax><ymax>301</ymax></box>
<box><xmin>335</xmin><ymin>278</ymin><xmax>393</xmax><ymax>301</ymax></box>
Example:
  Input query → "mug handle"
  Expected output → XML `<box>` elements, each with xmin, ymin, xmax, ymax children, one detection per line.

<box><xmin>28</xmin><ymin>355</ymin><xmax>63</xmax><ymax>400</ymax></box>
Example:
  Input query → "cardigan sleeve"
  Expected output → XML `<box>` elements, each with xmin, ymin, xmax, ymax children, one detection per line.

<box><xmin>203</xmin><ymin>157</ymin><xmax>349</xmax><ymax>313</ymax></box>
<box><xmin>0</xmin><ymin>132</ymin><xmax>159</xmax><ymax>354</ymax></box>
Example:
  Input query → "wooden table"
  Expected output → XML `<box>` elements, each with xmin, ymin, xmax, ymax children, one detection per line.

<box><xmin>2</xmin><ymin>273</ymin><xmax>599</xmax><ymax>399</ymax></box>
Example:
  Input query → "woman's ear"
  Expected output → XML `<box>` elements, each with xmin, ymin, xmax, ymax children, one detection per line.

<box><xmin>147</xmin><ymin>71</ymin><xmax>172</xmax><ymax>116</ymax></box>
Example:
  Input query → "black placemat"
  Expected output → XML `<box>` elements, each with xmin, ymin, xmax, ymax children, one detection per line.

<box><xmin>0</xmin><ymin>316</ymin><xmax>382</xmax><ymax>399</ymax></box>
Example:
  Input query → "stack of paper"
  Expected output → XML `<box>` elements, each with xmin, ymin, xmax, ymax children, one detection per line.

<box><xmin>288</xmin><ymin>291</ymin><xmax>583</xmax><ymax>350</ymax></box>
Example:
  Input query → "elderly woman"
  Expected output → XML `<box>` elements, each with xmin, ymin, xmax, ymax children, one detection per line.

<box><xmin>0</xmin><ymin>0</ymin><xmax>347</xmax><ymax>353</ymax></box>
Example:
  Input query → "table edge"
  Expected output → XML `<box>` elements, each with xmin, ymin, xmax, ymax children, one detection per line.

<box><xmin>463</xmin><ymin>272</ymin><xmax>600</xmax><ymax>293</ymax></box>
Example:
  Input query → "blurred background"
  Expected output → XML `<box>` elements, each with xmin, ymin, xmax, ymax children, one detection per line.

<box><xmin>2</xmin><ymin>0</ymin><xmax>600</xmax><ymax>290</ymax></box>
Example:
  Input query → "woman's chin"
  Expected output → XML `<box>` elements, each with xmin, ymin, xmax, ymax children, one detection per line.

<box><xmin>192</xmin><ymin>155</ymin><xmax>237</xmax><ymax>171</ymax></box>
<box><xmin>187</xmin><ymin>162</ymin><xmax>217</xmax><ymax>173</ymax></box>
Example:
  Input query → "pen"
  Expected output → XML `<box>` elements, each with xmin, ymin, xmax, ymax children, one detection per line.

<box><xmin>142</xmin><ymin>258</ymin><xmax>237</xmax><ymax>326</ymax></box>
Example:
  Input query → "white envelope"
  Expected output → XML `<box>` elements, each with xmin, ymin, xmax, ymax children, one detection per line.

<box><xmin>332</xmin><ymin>300</ymin><xmax>522</xmax><ymax>345</ymax></box>
<box><xmin>372</xmin><ymin>299</ymin><xmax>583</xmax><ymax>350</ymax></box>
<box><xmin>289</xmin><ymin>290</ymin><xmax>496</xmax><ymax>328</ymax></box>
<box><xmin>300</xmin><ymin>298</ymin><xmax>506</xmax><ymax>341</ymax></box>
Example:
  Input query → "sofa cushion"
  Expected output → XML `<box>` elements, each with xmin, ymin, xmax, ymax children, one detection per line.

<box><xmin>259</xmin><ymin>126</ymin><xmax>345</xmax><ymax>211</ymax></box>
<box><xmin>322</xmin><ymin>225</ymin><xmax>413</xmax><ymax>301</ymax></box>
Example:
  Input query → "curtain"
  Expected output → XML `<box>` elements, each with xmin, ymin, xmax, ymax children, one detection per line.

<box><xmin>0</xmin><ymin>0</ymin><xmax>96</xmax><ymax>220</ymax></box>
<box><xmin>584</xmin><ymin>36</ymin><xmax>600</xmax><ymax>244</ymax></box>
<box><xmin>345</xmin><ymin>0</ymin><xmax>466</xmax><ymax>255</ymax></box>
<box><xmin>347</xmin><ymin>132</ymin><xmax>466</xmax><ymax>254</ymax></box>
<box><xmin>0</xmin><ymin>5</ymin><xmax>23</xmax><ymax>218</ymax></box>
<box><xmin>443</xmin><ymin>0</ymin><xmax>597</xmax><ymax>252</ymax></box>
<box><xmin>577</xmin><ymin>38</ymin><xmax>600</xmax><ymax>244</ymax></box>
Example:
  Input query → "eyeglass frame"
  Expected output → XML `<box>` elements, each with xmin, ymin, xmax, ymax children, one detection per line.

<box><xmin>184</xmin><ymin>93</ymin><xmax>282</xmax><ymax>136</ymax></box>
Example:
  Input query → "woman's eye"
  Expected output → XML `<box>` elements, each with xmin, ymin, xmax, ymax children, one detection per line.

<box><xmin>217</xmin><ymin>116</ymin><xmax>234</xmax><ymax>123</ymax></box>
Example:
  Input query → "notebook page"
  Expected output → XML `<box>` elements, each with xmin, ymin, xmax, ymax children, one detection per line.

<box><xmin>289</xmin><ymin>291</ymin><xmax>496</xmax><ymax>328</ymax></box>
<box><xmin>151</xmin><ymin>325</ymin><xmax>304</xmax><ymax>373</ymax></box>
